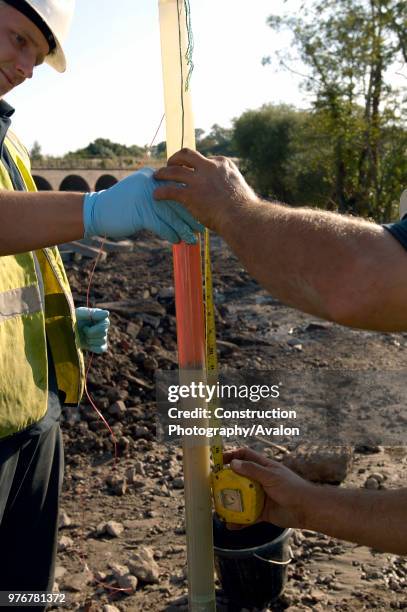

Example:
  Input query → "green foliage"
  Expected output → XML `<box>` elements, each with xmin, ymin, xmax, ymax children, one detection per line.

<box><xmin>65</xmin><ymin>138</ymin><xmax>146</xmax><ymax>160</ymax></box>
<box><xmin>196</xmin><ymin>124</ymin><xmax>238</xmax><ymax>157</ymax></box>
<box><xmin>30</xmin><ymin>140</ymin><xmax>42</xmax><ymax>161</ymax></box>
<box><xmin>233</xmin><ymin>104</ymin><xmax>333</xmax><ymax>206</ymax></box>
<box><xmin>152</xmin><ymin>126</ymin><xmax>238</xmax><ymax>158</ymax></box>
<box><xmin>151</xmin><ymin>140</ymin><xmax>167</xmax><ymax>158</ymax></box>
<box><xmin>264</xmin><ymin>0</ymin><xmax>407</xmax><ymax>221</ymax></box>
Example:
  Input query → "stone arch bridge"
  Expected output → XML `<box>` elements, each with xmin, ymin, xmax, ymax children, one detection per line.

<box><xmin>31</xmin><ymin>160</ymin><xmax>161</xmax><ymax>192</ymax></box>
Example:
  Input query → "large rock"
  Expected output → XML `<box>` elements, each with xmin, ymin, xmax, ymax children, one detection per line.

<box><xmin>105</xmin><ymin>521</ymin><xmax>124</xmax><ymax>537</ymax></box>
<box><xmin>109</xmin><ymin>563</ymin><xmax>130</xmax><ymax>579</ymax></box>
<box><xmin>62</xmin><ymin>570</ymin><xmax>92</xmax><ymax>592</ymax></box>
<box><xmin>128</xmin><ymin>546</ymin><xmax>160</xmax><ymax>584</ymax></box>
<box><xmin>282</xmin><ymin>444</ymin><xmax>353</xmax><ymax>484</ymax></box>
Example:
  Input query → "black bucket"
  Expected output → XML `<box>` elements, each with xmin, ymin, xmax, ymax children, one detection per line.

<box><xmin>213</xmin><ymin>515</ymin><xmax>293</xmax><ymax>610</ymax></box>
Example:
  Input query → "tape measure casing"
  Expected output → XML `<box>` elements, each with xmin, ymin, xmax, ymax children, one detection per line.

<box><xmin>212</xmin><ymin>466</ymin><xmax>265</xmax><ymax>525</ymax></box>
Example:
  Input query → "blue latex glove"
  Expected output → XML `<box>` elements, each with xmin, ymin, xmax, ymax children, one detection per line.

<box><xmin>76</xmin><ymin>307</ymin><xmax>110</xmax><ymax>354</ymax></box>
<box><xmin>83</xmin><ymin>167</ymin><xmax>203</xmax><ymax>243</ymax></box>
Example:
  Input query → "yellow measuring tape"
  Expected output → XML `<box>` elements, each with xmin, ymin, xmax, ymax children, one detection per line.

<box><xmin>204</xmin><ymin>228</ymin><xmax>223</xmax><ymax>473</ymax></box>
<box><xmin>204</xmin><ymin>229</ymin><xmax>265</xmax><ymax>524</ymax></box>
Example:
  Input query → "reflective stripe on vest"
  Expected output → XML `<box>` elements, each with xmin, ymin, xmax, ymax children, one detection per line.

<box><xmin>0</xmin><ymin>132</ymin><xmax>85</xmax><ymax>439</ymax></box>
<box><xmin>0</xmin><ymin>284</ymin><xmax>42</xmax><ymax>323</ymax></box>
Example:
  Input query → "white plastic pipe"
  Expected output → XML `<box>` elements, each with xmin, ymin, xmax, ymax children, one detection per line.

<box><xmin>158</xmin><ymin>1</ymin><xmax>216</xmax><ymax>610</ymax></box>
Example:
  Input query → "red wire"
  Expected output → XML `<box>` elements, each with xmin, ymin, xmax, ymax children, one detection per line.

<box><xmin>76</xmin><ymin>234</ymin><xmax>133</xmax><ymax>595</ymax></box>
<box><xmin>84</xmin><ymin>235</ymin><xmax>118</xmax><ymax>464</ymax></box>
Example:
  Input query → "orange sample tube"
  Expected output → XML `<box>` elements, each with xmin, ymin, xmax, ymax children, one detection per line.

<box><xmin>158</xmin><ymin>1</ymin><xmax>216</xmax><ymax>610</ymax></box>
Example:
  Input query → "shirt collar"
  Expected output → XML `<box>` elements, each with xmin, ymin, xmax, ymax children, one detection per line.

<box><xmin>0</xmin><ymin>99</ymin><xmax>15</xmax><ymax>159</ymax></box>
<box><xmin>0</xmin><ymin>99</ymin><xmax>15</xmax><ymax>120</ymax></box>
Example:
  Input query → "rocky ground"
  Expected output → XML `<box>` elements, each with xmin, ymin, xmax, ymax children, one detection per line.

<box><xmin>53</xmin><ymin>234</ymin><xmax>407</xmax><ymax>611</ymax></box>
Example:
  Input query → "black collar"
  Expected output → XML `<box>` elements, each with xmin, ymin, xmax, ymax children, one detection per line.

<box><xmin>0</xmin><ymin>99</ymin><xmax>15</xmax><ymax>160</ymax></box>
<box><xmin>0</xmin><ymin>100</ymin><xmax>27</xmax><ymax>191</ymax></box>
<box><xmin>0</xmin><ymin>99</ymin><xmax>15</xmax><ymax>119</ymax></box>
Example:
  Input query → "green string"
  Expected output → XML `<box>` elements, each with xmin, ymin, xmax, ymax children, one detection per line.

<box><xmin>176</xmin><ymin>0</ymin><xmax>194</xmax><ymax>147</ymax></box>
<box><xmin>184</xmin><ymin>0</ymin><xmax>194</xmax><ymax>92</ymax></box>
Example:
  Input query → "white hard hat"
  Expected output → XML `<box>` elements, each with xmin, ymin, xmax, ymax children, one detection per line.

<box><xmin>7</xmin><ymin>0</ymin><xmax>75</xmax><ymax>73</ymax></box>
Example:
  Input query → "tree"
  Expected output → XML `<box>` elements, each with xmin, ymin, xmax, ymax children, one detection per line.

<box><xmin>30</xmin><ymin>140</ymin><xmax>42</xmax><ymax>161</ymax></box>
<box><xmin>65</xmin><ymin>138</ymin><xmax>146</xmax><ymax>159</ymax></box>
<box><xmin>265</xmin><ymin>0</ymin><xmax>407</xmax><ymax>220</ymax></box>
<box><xmin>151</xmin><ymin>140</ymin><xmax>167</xmax><ymax>158</ymax></box>
<box><xmin>233</xmin><ymin>104</ymin><xmax>333</xmax><ymax>206</ymax></box>
<box><xmin>196</xmin><ymin>124</ymin><xmax>237</xmax><ymax>157</ymax></box>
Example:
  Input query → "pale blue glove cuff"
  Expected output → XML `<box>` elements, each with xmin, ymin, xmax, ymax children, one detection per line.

<box><xmin>83</xmin><ymin>192</ymin><xmax>100</xmax><ymax>239</ymax></box>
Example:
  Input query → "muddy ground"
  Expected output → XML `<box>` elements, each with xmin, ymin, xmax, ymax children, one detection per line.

<box><xmin>54</xmin><ymin>234</ymin><xmax>407</xmax><ymax>611</ymax></box>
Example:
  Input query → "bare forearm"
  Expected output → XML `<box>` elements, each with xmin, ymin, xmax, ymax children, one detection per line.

<box><xmin>302</xmin><ymin>485</ymin><xmax>407</xmax><ymax>554</ymax></box>
<box><xmin>220</xmin><ymin>199</ymin><xmax>407</xmax><ymax>330</ymax></box>
<box><xmin>0</xmin><ymin>191</ymin><xmax>85</xmax><ymax>255</ymax></box>
<box><xmin>155</xmin><ymin>152</ymin><xmax>407</xmax><ymax>331</ymax></box>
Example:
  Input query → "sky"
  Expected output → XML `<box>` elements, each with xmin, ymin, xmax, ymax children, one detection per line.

<box><xmin>6</xmin><ymin>0</ymin><xmax>308</xmax><ymax>156</ymax></box>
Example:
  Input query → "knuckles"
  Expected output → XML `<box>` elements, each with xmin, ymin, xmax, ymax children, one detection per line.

<box><xmin>179</xmin><ymin>147</ymin><xmax>194</xmax><ymax>156</ymax></box>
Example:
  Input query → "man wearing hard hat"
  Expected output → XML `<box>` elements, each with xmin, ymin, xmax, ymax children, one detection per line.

<box><xmin>0</xmin><ymin>0</ymin><xmax>202</xmax><ymax>600</ymax></box>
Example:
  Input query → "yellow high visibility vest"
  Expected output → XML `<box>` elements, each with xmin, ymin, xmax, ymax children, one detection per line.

<box><xmin>0</xmin><ymin>130</ymin><xmax>85</xmax><ymax>439</ymax></box>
